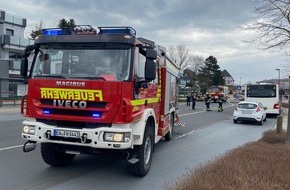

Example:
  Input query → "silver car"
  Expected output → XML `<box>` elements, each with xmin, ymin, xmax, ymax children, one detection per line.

<box><xmin>233</xmin><ymin>101</ymin><xmax>267</xmax><ymax>125</ymax></box>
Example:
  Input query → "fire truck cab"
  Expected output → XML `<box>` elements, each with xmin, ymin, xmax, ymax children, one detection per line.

<box><xmin>20</xmin><ymin>25</ymin><xmax>179</xmax><ymax>177</ymax></box>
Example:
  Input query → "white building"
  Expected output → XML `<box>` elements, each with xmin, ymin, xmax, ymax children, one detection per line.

<box><xmin>222</xmin><ymin>69</ymin><xmax>235</xmax><ymax>86</ymax></box>
<box><xmin>0</xmin><ymin>10</ymin><xmax>34</xmax><ymax>78</ymax></box>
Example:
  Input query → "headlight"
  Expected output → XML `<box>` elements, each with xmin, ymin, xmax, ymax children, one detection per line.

<box><xmin>104</xmin><ymin>132</ymin><xmax>131</xmax><ymax>142</ymax></box>
<box><xmin>23</xmin><ymin>125</ymin><xmax>36</xmax><ymax>135</ymax></box>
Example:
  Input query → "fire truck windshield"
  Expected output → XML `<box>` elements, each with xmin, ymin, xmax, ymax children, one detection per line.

<box><xmin>32</xmin><ymin>44</ymin><xmax>132</xmax><ymax>81</ymax></box>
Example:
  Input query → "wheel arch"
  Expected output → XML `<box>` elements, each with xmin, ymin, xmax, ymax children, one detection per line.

<box><xmin>132</xmin><ymin>108</ymin><xmax>156</xmax><ymax>145</ymax></box>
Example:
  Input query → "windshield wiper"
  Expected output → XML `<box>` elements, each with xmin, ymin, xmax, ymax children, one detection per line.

<box><xmin>69</xmin><ymin>76</ymin><xmax>106</xmax><ymax>81</ymax></box>
<box><xmin>34</xmin><ymin>74</ymin><xmax>66</xmax><ymax>79</ymax></box>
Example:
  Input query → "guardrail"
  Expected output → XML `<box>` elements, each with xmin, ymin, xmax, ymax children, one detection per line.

<box><xmin>0</xmin><ymin>77</ymin><xmax>25</xmax><ymax>107</ymax></box>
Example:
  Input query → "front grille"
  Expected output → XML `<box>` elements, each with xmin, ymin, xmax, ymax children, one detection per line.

<box><xmin>49</xmin><ymin>109</ymin><xmax>98</xmax><ymax>117</ymax></box>
<box><xmin>49</xmin><ymin>136</ymin><xmax>92</xmax><ymax>144</ymax></box>
<box><xmin>40</xmin><ymin>99</ymin><xmax>106</xmax><ymax>108</ymax></box>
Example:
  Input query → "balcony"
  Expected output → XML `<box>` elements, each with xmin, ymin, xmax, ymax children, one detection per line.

<box><xmin>2</xmin><ymin>35</ymin><xmax>34</xmax><ymax>50</ymax></box>
<box><xmin>0</xmin><ymin>10</ymin><xmax>26</xmax><ymax>27</ymax></box>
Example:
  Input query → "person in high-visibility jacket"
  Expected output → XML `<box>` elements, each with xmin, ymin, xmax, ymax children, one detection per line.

<box><xmin>205</xmin><ymin>94</ymin><xmax>211</xmax><ymax>111</ymax></box>
<box><xmin>217</xmin><ymin>95</ymin><xmax>224</xmax><ymax>112</ymax></box>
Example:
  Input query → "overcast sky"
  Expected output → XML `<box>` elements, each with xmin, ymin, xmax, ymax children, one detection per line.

<box><xmin>2</xmin><ymin>0</ymin><xmax>288</xmax><ymax>84</ymax></box>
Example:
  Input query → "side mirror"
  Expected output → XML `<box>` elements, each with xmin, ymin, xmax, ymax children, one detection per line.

<box><xmin>20</xmin><ymin>58</ymin><xmax>28</xmax><ymax>77</ymax></box>
<box><xmin>146</xmin><ymin>49</ymin><xmax>157</xmax><ymax>60</ymax></box>
<box><xmin>145</xmin><ymin>60</ymin><xmax>156</xmax><ymax>81</ymax></box>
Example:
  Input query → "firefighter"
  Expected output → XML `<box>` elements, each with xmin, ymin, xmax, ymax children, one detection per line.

<box><xmin>186</xmin><ymin>92</ymin><xmax>191</xmax><ymax>106</ymax></box>
<box><xmin>205</xmin><ymin>94</ymin><xmax>211</xmax><ymax>111</ymax></box>
<box><xmin>217</xmin><ymin>95</ymin><xmax>224</xmax><ymax>112</ymax></box>
<box><xmin>191</xmin><ymin>93</ymin><xmax>196</xmax><ymax>110</ymax></box>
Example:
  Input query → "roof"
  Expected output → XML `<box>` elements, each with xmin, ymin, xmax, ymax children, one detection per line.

<box><xmin>222</xmin><ymin>69</ymin><xmax>233</xmax><ymax>78</ymax></box>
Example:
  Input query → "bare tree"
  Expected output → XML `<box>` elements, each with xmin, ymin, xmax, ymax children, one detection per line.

<box><xmin>244</xmin><ymin>0</ymin><xmax>290</xmax><ymax>52</ymax></box>
<box><xmin>187</xmin><ymin>55</ymin><xmax>204</xmax><ymax>73</ymax></box>
<box><xmin>30</xmin><ymin>20</ymin><xmax>44</xmax><ymax>40</ymax></box>
<box><xmin>167</xmin><ymin>45</ymin><xmax>190</xmax><ymax>70</ymax></box>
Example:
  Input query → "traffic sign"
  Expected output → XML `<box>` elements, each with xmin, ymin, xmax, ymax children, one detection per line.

<box><xmin>236</xmin><ymin>85</ymin><xmax>241</xmax><ymax>90</ymax></box>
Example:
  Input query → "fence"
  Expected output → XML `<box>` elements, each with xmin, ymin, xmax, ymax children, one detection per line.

<box><xmin>0</xmin><ymin>77</ymin><xmax>25</xmax><ymax>107</ymax></box>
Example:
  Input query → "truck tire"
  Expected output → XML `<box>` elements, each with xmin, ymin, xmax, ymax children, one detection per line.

<box><xmin>164</xmin><ymin>113</ymin><xmax>174</xmax><ymax>141</ymax></box>
<box><xmin>127</xmin><ymin>126</ymin><xmax>154</xmax><ymax>177</ymax></box>
<box><xmin>41</xmin><ymin>143</ymin><xmax>76</xmax><ymax>167</ymax></box>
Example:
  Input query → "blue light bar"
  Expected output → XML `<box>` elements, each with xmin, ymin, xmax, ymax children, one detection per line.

<box><xmin>92</xmin><ymin>112</ymin><xmax>101</xmax><ymax>118</ymax></box>
<box><xmin>42</xmin><ymin>28</ymin><xmax>72</xmax><ymax>35</ymax></box>
<box><xmin>43</xmin><ymin>109</ymin><xmax>51</xmax><ymax>114</ymax></box>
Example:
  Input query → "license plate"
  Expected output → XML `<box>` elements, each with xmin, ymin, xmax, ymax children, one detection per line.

<box><xmin>242</xmin><ymin>110</ymin><xmax>253</xmax><ymax>114</ymax></box>
<box><xmin>54</xmin><ymin>129</ymin><xmax>80</xmax><ymax>138</ymax></box>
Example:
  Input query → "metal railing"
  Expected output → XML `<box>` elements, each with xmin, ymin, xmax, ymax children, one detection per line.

<box><xmin>2</xmin><ymin>35</ymin><xmax>34</xmax><ymax>47</ymax></box>
<box><xmin>0</xmin><ymin>77</ymin><xmax>25</xmax><ymax>107</ymax></box>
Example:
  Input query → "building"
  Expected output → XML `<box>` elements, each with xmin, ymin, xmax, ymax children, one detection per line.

<box><xmin>0</xmin><ymin>10</ymin><xmax>34</xmax><ymax>78</ymax></box>
<box><xmin>222</xmin><ymin>69</ymin><xmax>234</xmax><ymax>86</ymax></box>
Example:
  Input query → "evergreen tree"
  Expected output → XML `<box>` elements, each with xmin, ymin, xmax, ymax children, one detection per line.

<box><xmin>197</xmin><ymin>55</ymin><xmax>224</xmax><ymax>93</ymax></box>
<box><xmin>57</xmin><ymin>18</ymin><xmax>76</xmax><ymax>29</ymax></box>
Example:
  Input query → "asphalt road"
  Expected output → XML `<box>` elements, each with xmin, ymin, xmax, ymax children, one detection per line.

<box><xmin>0</xmin><ymin>102</ymin><xmax>276</xmax><ymax>190</ymax></box>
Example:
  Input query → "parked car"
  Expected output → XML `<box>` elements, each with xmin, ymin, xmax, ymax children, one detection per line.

<box><xmin>233</xmin><ymin>101</ymin><xmax>267</xmax><ymax>125</ymax></box>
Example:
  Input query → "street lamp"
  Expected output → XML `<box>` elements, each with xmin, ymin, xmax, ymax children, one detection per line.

<box><xmin>276</xmin><ymin>68</ymin><xmax>281</xmax><ymax>114</ymax></box>
<box><xmin>276</xmin><ymin>68</ymin><xmax>280</xmax><ymax>85</ymax></box>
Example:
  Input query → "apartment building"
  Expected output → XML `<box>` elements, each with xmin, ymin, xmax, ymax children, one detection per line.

<box><xmin>0</xmin><ymin>10</ymin><xmax>33</xmax><ymax>78</ymax></box>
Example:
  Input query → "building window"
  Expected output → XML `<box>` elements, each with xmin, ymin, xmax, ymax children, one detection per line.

<box><xmin>9</xmin><ymin>52</ymin><xmax>22</xmax><ymax>60</ymax></box>
<box><xmin>6</xmin><ymin>29</ymin><xmax>14</xmax><ymax>36</ymax></box>
<box><xmin>9</xmin><ymin>52</ymin><xmax>22</xmax><ymax>70</ymax></box>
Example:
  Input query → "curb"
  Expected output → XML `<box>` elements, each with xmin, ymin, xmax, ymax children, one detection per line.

<box><xmin>0</xmin><ymin>106</ymin><xmax>21</xmax><ymax>113</ymax></box>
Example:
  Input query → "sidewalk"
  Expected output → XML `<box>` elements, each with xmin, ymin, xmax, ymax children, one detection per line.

<box><xmin>0</xmin><ymin>105</ymin><xmax>20</xmax><ymax>113</ymax></box>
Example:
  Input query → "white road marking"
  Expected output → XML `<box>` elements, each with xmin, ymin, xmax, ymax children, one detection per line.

<box><xmin>0</xmin><ymin>144</ymin><xmax>23</xmax><ymax>151</ymax></box>
<box><xmin>179</xmin><ymin>104</ymin><xmax>234</xmax><ymax>117</ymax></box>
<box><xmin>173</xmin><ymin>130</ymin><xmax>197</xmax><ymax>140</ymax></box>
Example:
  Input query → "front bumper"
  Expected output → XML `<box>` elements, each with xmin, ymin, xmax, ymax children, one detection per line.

<box><xmin>22</xmin><ymin>119</ymin><xmax>133</xmax><ymax>149</ymax></box>
<box><xmin>233</xmin><ymin>114</ymin><xmax>263</xmax><ymax>122</ymax></box>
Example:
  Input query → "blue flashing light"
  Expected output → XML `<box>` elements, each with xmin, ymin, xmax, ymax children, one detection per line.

<box><xmin>92</xmin><ymin>112</ymin><xmax>101</xmax><ymax>118</ymax></box>
<box><xmin>42</xmin><ymin>28</ymin><xmax>72</xmax><ymax>36</ymax></box>
<box><xmin>43</xmin><ymin>109</ymin><xmax>51</xmax><ymax>114</ymax></box>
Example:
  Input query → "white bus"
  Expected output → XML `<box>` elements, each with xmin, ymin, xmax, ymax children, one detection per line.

<box><xmin>245</xmin><ymin>84</ymin><xmax>281</xmax><ymax>115</ymax></box>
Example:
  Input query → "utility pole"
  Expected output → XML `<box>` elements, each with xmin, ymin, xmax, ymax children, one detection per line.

<box><xmin>276</xmin><ymin>68</ymin><xmax>281</xmax><ymax>114</ymax></box>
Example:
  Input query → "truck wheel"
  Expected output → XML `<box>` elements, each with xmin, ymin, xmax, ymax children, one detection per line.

<box><xmin>127</xmin><ymin>126</ymin><xmax>154</xmax><ymax>177</ymax></box>
<box><xmin>164</xmin><ymin>113</ymin><xmax>174</xmax><ymax>141</ymax></box>
<box><xmin>41</xmin><ymin>143</ymin><xmax>76</xmax><ymax>167</ymax></box>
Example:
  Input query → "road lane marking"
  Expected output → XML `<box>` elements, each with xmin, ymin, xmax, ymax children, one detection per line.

<box><xmin>173</xmin><ymin>129</ymin><xmax>197</xmax><ymax>140</ymax></box>
<box><xmin>0</xmin><ymin>144</ymin><xmax>23</xmax><ymax>151</ymax></box>
<box><xmin>179</xmin><ymin>104</ymin><xmax>234</xmax><ymax>117</ymax></box>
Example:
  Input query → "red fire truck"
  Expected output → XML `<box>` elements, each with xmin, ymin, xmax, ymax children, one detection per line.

<box><xmin>206</xmin><ymin>85</ymin><xmax>229</xmax><ymax>102</ymax></box>
<box><xmin>20</xmin><ymin>25</ymin><xmax>180</xmax><ymax>177</ymax></box>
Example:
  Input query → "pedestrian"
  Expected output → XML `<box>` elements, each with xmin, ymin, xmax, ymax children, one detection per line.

<box><xmin>205</xmin><ymin>94</ymin><xmax>211</xmax><ymax>111</ymax></box>
<box><xmin>191</xmin><ymin>93</ymin><xmax>196</xmax><ymax>110</ymax></box>
<box><xmin>217</xmin><ymin>95</ymin><xmax>223</xmax><ymax>112</ymax></box>
<box><xmin>186</xmin><ymin>92</ymin><xmax>191</xmax><ymax>106</ymax></box>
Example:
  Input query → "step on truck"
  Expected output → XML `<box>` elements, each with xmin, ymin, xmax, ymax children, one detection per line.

<box><xmin>20</xmin><ymin>25</ymin><xmax>180</xmax><ymax>177</ymax></box>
